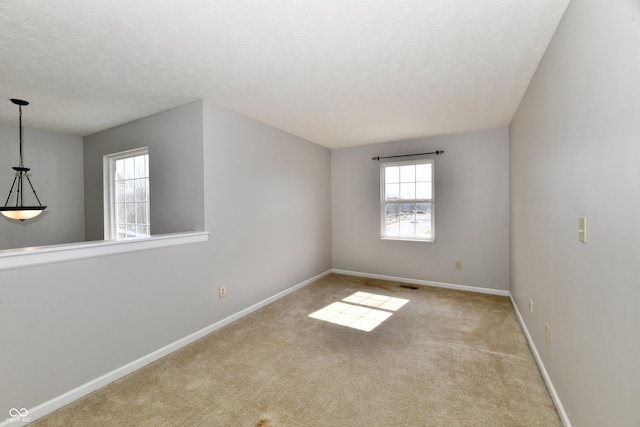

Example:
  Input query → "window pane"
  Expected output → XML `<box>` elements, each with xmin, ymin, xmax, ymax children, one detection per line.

<box><xmin>399</xmin><ymin>202</ymin><xmax>416</xmax><ymax>238</ymax></box>
<box><xmin>126</xmin><ymin>203</ymin><xmax>135</xmax><ymax>223</ymax></box>
<box><xmin>400</xmin><ymin>203</ymin><xmax>415</xmax><ymax>217</ymax></box>
<box><xmin>384</xmin><ymin>203</ymin><xmax>400</xmax><ymax>237</ymax></box>
<box><xmin>399</xmin><ymin>218</ymin><xmax>415</xmax><ymax>238</ymax></box>
<box><xmin>417</xmin><ymin>203</ymin><xmax>432</xmax><ymax>238</ymax></box>
<box><xmin>416</xmin><ymin>164</ymin><xmax>432</xmax><ymax>181</ymax></box>
<box><xmin>416</xmin><ymin>203</ymin><xmax>430</xmax><ymax>215</ymax></box>
<box><xmin>136</xmin><ymin>203</ymin><xmax>147</xmax><ymax>225</ymax></box>
<box><xmin>115</xmin><ymin>159</ymin><xmax>125</xmax><ymax>180</ymax></box>
<box><xmin>116</xmin><ymin>203</ymin><xmax>125</xmax><ymax>223</ymax></box>
<box><xmin>125</xmin><ymin>180</ymin><xmax>134</xmax><ymax>202</ymax></box>
<box><xmin>416</xmin><ymin>182</ymin><xmax>432</xmax><ymax>199</ymax></box>
<box><xmin>127</xmin><ymin>224</ymin><xmax>136</xmax><ymax>238</ymax></box>
<box><xmin>135</xmin><ymin>180</ymin><xmax>146</xmax><ymax>201</ymax></box>
<box><xmin>136</xmin><ymin>225</ymin><xmax>149</xmax><ymax>237</ymax></box>
<box><xmin>385</xmin><ymin>183</ymin><xmax>399</xmax><ymax>200</ymax></box>
<box><xmin>400</xmin><ymin>183</ymin><xmax>415</xmax><ymax>199</ymax></box>
<box><xmin>386</xmin><ymin>203</ymin><xmax>399</xmax><ymax>216</ymax></box>
<box><xmin>116</xmin><ymin>182</ymin><xmax>125</xmax><ymax>202</ymax></box>
<box><xmin>385</xmin><ymin>166</ymin><xmax>400</xmax><ymax>184</ymax></box>
<box><xmin>135</xmin><ymin>155</ymin><xmax>147</xmax><ymax>178</ymax></box>
<box><xmin>400</xmin><ymin>165</ymin><xmax>415</xmax><ymax>182</ymax></box>
<box><xmin>124</xmin><ymin>157</ymin><xmax>134</xmax><ymax>179</ymax></box>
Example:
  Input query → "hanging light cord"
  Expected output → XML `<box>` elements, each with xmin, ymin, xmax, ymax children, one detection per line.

<box><xmin>18</xmin><ymin>104</ymin><xmax>24</xmax><ymax>167</ymax></box>
<box><xmin>2</xmin><ymin>99</ymin><xmax>45</xmax><ymax>209</ymax></box>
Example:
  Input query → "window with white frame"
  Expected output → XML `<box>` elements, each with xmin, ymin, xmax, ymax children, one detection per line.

<box><xmin>104</xmin><ymin>148</ymin><xmax>150</xmax><ymax>240</ymax></box>
<box><xmin>381</xmin><ymin>159</ymin><xmax>434</xmax><ymax>241</ymax></box>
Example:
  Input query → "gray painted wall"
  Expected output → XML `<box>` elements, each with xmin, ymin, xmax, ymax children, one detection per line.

<box><xmin>202</xmin><ymin>100</ymin><xmax>332</xmax><ymax>312</ymax></box>
<box><xmin>83</xmin><ymin>101</ymin><xmax>205</xmax><ymax>240</ymax></box>
<box><xmin>509</xmin><ymin>0</ymin><xmax>640</xmax><ymax>425</ymax></box>
<box><xmin>0</xmin><ymin>101</ymin><xmax>331</xmax><ymax>416</ymax></box>
<box><xmin>332</xmin><ymin>128</ymin><xmax>509</xmax><ymax>290</ymax></box>
<box><xmin>0</xmin><ymin>242</ymin><xmax>211</xmax><ymax>416</ymax></box>
<box><xmin>0</xmin><ymin>123</ymin><xmax>84</xmax><ymax>250</ymax></box>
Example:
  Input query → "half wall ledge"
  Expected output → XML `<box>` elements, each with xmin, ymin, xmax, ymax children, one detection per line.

<box><xmin>0</xmin><ymin>231</ymin><xmax>209</xmax><ymax>271</ymax></box>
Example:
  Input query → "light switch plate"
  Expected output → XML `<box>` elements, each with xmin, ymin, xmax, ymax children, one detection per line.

<box><xmin>578</xmin><ymin>217</ymin><xmax>587</xmax><ymax>243</ymax></box>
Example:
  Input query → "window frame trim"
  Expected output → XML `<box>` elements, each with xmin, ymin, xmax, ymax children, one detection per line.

<box><xmin>103</xmin><ymin>147</ymin><xmax>150</xmax><ymax>240</ymax></box>
<box><xmin>379</xmin><ymin>158</ymin><xmax>435</xmax><ymax>243</ymax></box>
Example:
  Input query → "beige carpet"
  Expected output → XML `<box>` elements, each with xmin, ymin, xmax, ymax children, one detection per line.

<box><xmin>32</xmin><ymin>274</ymin><xmax>561</xmax><ymax>426</ymax></box>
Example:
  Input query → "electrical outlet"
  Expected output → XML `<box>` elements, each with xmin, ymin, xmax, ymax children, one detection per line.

<box><xmin>322</xmin><ymin>252</ymin><xmax>326</xmax><ymax>261</ymax></box>
<box><xmin>529</xmin><ymin>298</ymin><xmax>534</xmax><ymax>314</ymax></box>
<box><xmin>545</xmin><ymin>323</ymin><xmax>550</xmax><ymax>344</ymax></box>
<box><xmin>454</xmin><ymin>261</ymin><xmax>462</xmax><ymax>270</ymax></box>
<box><xmin>219</xmin><ymin>286</ymin><xmax>226</xmax><ymax>299</ymax></box>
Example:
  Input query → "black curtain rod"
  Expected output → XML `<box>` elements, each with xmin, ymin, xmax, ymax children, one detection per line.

<box><xmin>371</xmin><ymin>150</ymin><xmax>444</xmax><ymax>161</ymax></box>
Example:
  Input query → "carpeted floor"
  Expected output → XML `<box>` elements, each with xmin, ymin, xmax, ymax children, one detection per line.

<box><xmin>32</xmin><ymin>274</ymin><xmax>561</xmax><ymax>426</ymax></box>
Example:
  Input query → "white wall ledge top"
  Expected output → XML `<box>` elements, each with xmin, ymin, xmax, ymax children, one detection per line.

<box><xmin>0</xmin><ymin>231</ymin><xmax>209</xmax><ymax>271</ymax></box>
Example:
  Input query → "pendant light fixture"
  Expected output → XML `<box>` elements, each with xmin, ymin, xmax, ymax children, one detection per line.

<box><xmin>0</xmin><ymin>99</ymin><xmax>47</xmax><ymax>221</ymax></box>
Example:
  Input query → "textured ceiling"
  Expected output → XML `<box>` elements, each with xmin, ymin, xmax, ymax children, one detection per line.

<box><xmin>0</xmin><ymin>0</ymin><xmax>569</xmax><ymax>149</ymax></box>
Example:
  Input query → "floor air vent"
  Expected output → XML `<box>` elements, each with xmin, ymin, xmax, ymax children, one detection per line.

<box><xmin>399</xmin><ymin>284</ymin><xmax>419</xmax><ymax>290</ymax></box>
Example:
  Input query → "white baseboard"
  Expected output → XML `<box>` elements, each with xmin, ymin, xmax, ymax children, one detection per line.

<box><xmin>509</xmin><ymin>295</ymin><xmax>572</xmax><ymax>427</ymax></box>
<box><xmin>2</xmin><ymin>269</ymin><xmax>331</xmax><ymax>427</ymax></box>
<box><xmin>331</xmin><ymin>269</ymin><xmax>510</xmax><ymax>296</ymax></box>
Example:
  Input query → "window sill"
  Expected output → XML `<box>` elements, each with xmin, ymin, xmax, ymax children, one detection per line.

<box><xmin>0</xmin><ymin>231</ymin><xmax>209</xmax><ymax>271</ymax></box>
<box><xmin>381</xmin><ymin>237</ymin><xmax>435</xmax><ymax>243</ymax></box>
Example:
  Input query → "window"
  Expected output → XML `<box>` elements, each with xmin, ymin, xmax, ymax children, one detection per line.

<box><xmin>104</xmin><ymin>148</ymin><xmax>150</xmax><ymax>240</ymax></box>
<box><xmin>381</xmin><ymin>159</ymin><xmax>434</xmax><ymax>241</ymax></box>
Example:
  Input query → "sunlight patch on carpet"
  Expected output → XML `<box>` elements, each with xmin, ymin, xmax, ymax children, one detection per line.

<box><xmin>308</xmin><ymin>292</ymin><xmax>409</xmax><ymax>332</ymax></box>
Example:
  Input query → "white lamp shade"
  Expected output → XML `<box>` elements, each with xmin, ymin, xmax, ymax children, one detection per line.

<box><xmin>0</xmin><ymin>208</ymin><xmax>45</xmax><ymax>220</ymax></box>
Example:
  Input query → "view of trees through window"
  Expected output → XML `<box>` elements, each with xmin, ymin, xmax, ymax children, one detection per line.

<box><xmin>113</xmin><ymin>152</ymin><xmax>149</xmax><ymax>239</ymax></box>
<box><xmin>382</xmin><ymin>160</ymin><xmax>433</xmax><ymax>241</ymax></box>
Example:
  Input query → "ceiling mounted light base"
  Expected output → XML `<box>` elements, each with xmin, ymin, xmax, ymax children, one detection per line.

<box><xmin>0</xmin><ymin>99</ymin><xmax>47</xmax><ymax>221</ymax></box>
